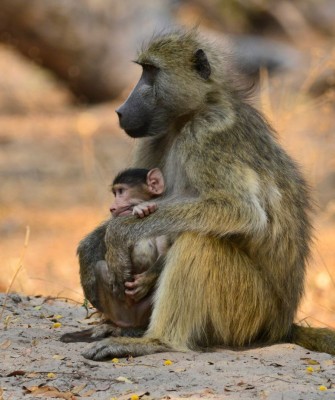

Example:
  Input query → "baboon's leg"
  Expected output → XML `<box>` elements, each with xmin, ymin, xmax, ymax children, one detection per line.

<box><xmin>148</xmin><ymin>232</ymin><xmax>291</xmax><ymax>348</ymax></box>
<box><xmin>60</xmin><ymin>323</ymin><xmax>145</xmax><ymax>343</ymax></box>
<box><xmin>78</xmin><ymin>222</ymin><xmax>108</xmax><ymax>311</ymax></box>
<box><xmin>61</xmin><ymin>324</ymin><xmax>120</xmax><ymax>343</ymax></box>
<box><xmin>82</xmin><ymin>336</ymin><xmax>171</xmax><ymax>360</ymax></box>
<box><xmin>61</xmin><ymin>260</ymin><xmax>147</xmax><ymax>343</ymax></box>
<box><xmin>83</xmin><ymin>233</ymin><xmax>291</xmax><ymax>360</ymax></box>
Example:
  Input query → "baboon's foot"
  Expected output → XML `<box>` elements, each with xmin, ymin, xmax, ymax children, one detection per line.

<box><xmin>60</xmin><ymin>323</ymin><xmax>120</xmax><ymax>343</ymax></box>
<box><xmin>82</xmin><ymin>336</ymin><xmax>171</xmax><ymax>361</ymax></box>
<box><xmin>60</xmin><ymin>323</ymin><xmax>145</xmax><ymax>343</ymax></box>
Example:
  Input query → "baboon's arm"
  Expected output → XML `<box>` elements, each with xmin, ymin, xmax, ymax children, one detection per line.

<box><xmin>125</xmin><ymin>124</ymin><xmax>270</xmax><ymax>243</ymax></box>
<box><xmin>107</xmin><ymin>192</ymin><xmax>267</xmax><ymax>244</ymax></box>
<box><xmin>105</xmin><ymin>186</ymin><xmax>267</xmax><ymax>296</ymax></box>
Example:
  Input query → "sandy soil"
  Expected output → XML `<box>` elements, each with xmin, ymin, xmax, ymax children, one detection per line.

<box><xmin>1</xmin><ymin>293</ymin><xmax>334</xmax><ymax>400</ymax></box>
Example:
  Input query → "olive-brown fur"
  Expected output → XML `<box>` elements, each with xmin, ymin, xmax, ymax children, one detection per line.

<box><xmin>76</xmin><ymin>30</ymin><xmax>335</xmax><ymax>361</ymax></box>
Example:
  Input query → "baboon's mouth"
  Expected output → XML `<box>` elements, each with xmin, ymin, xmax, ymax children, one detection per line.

<box><xmin>123</xmin><ymin>122</ymin><xmax>151</xmax><ymax>138</ymax></box>
<box><xmin>113</xmin><ymin>205</ymin><xmax>133</xmax><ymax>217</ymax></box>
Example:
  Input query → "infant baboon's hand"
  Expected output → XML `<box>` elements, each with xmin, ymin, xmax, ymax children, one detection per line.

<box><xmin>132</xmin><ymin>202</ymin><xmax>157</xmax><ymax>218</ymax></box>
<box><xmin>124</xmin><ymin>271</ymin><xmax>158</xmax><ymax>302</ymax></box>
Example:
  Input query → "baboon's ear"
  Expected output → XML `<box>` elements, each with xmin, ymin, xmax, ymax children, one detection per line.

<box><xmin>194</xmin><ymin>49</ymin><xmax>211</xmax><ymax>80</ymax></box>
<box><xmin>147</xmin><ymin>168</ymin><xmax>165</xmax><ymax>195</ymax></box>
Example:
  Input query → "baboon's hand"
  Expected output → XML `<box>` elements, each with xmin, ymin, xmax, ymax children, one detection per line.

<box><xmin>106</xmin><ymin>267</ymin><xmax>131</xmax><ymax>299</ymax></box>
<box><xmin>108</xmin><ymin>270</ymin><xmax>125</xmax><ymax>300</ymax></box>
<box><xmin>105</xmin><ymin>235</ymin><xmax>133</xmax><ymax>299</ymax></box>
<box><xmin>125</xmin><ymin>272</ymin><xmax>157</xmax><ymax>302</ymax></box>
<box><xmin>132</xmin><ymin>202</ymin><xmax>158</xmax><ymax>218</ymax></box>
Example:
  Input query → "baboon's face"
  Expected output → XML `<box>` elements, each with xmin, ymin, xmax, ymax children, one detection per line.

<box><xmin>116</xmin><ymin>40</ymin><xmax>211</xmax><ymax>138</ymax></box>
<box><xmin>110</xmin><ymin>183</ymin><xmax>152</xmax><ymax>217</ymax></box>
<box><xmin>116</xmin><ymin>64</ymin><xmax>159</xmax><ymax>138</ymax></box>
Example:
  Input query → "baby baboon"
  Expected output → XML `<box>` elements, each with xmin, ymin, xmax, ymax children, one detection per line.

<box><xmin>76</xmin><ymin>29</ymin><xmax>335</xmax><ymax>360</ymax></box>
<box><xmin>110</xmin><ymin>167</ymin><xmax>171</xmax><ymax>304</ymax></box>
<box><xmin>61</xmin><ymin>168</ymin><xmax>170</xmax><ymax>343</ymax></box>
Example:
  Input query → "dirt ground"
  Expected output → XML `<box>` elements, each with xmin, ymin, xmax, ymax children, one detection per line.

<box><xmin>0</xmin><ymin>24</ymin><xmax>335</xmax><ymax>400</ymax></box>
<box><xmin>0</xmin><ymin>293</ymin><xmax>334</xmax><ymax>399</ymax></box>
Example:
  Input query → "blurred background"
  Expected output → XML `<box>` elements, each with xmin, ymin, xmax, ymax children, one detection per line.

<box><xmin>0</xmin><ymin>0</ymin><xmax>334</xmax><ymax>327</ymax></box>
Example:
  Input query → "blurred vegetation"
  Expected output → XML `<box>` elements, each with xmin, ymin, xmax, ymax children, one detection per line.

<box><xmin>1</xmin><ymin>0</ymin><xmax>334</xmax><ymax>102</ymax></box>
<box><xmin>0</xmin><ymin>0</ymin><xmax>174</xmax><ymax>102</ymax></box>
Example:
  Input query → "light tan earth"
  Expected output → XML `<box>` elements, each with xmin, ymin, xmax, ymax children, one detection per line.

<box><xmin>0</xmin><ymin>293</ymin><xmax>334</xmax><ymax>400</ymax></box>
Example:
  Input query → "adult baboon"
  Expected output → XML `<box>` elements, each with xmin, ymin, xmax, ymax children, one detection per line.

<box><xmin>76</xmin><ymin>30</ymin><xmax>335</xmax><ymax>360</ymax></box>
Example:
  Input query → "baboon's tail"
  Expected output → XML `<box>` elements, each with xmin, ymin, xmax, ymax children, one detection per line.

<box><xmin>291</xmin><ymin>323</ymin><xmax>335</xmax><ymax>355</ymax></box>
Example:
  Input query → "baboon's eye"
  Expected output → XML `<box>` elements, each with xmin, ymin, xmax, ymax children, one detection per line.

<box><xmin>141</xmin><ymin>63</ymin><xmax>159</xmax><ymax>85</ymax></box>
<box><xmin>142</xmin><ymin>63</ymin><xmax>158</xmax><ymax>72</ymax></box>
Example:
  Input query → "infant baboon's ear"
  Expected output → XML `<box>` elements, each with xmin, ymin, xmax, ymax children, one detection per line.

<box><xmin>193</xmin><ymin>49</ymin><xmax>211</xmax><ymax>80</ymax></box>
<box><xmin>147</xmin><ymin>168</ymin><xmax>165</xmax><ymax>195</ymax></box>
